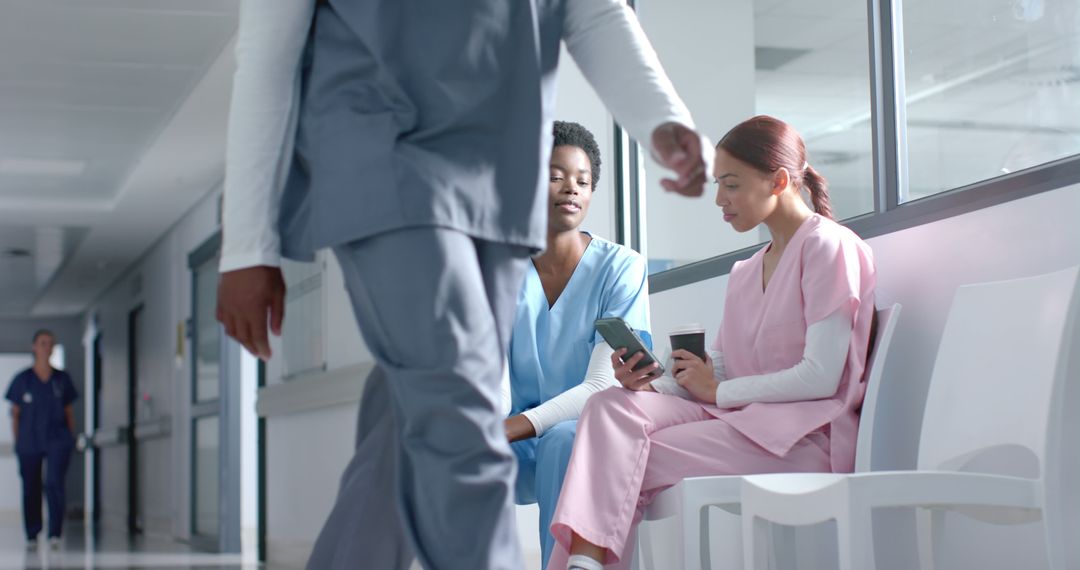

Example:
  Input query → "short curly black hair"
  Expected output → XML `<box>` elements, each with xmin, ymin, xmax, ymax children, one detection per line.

<box><xmin>552</xmin><ymin>120</ymin><xmax>601</xmax><ymax>189</ymax></box>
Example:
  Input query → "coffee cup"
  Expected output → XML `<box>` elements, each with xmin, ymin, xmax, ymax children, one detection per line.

<box><xmin>669</xmin><ymin>324</ymin><xmax>706</xmax><ymax>361</ymax></box>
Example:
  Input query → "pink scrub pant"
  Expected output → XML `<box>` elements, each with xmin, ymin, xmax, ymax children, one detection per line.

<box><xmin>548</xmin><ymin>388</ymin><xmax>831</xmax><ymax>569</ymax></box>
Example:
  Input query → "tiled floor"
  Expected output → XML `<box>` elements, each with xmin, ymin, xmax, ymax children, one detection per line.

<box><xmin>0</xmin><ymin>521</ymin><xmax>257</xmax><ymax>570</ymax></box>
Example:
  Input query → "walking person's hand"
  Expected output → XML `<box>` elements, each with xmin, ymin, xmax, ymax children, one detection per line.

<box><xmin>651</xmin><ymin>122</ymin><xmax>710</xmax><ymax>197</ymax></box>
<box><xmin>216</xmin><ymin>266</ymin><xmax>286</xmax><ymax>360</ymax></box>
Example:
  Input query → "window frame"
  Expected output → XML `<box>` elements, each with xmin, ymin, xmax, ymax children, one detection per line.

<box><xmin>619</xmin><ymin>0</ymin><xmax>1080</xmax><ymax>293</ymax></box>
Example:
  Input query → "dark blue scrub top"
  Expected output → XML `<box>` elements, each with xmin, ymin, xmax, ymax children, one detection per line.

<box><xmin>5</xmin><ymin>368</ymin><xmax>77</xmax><ymax>455</ymax></box>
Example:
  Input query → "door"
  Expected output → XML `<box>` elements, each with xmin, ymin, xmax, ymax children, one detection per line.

<box><xmin>188</xmin><ymin>233</ymin><xmax>258</xmax><ymax>554</ymax></box>
<box><xmin>127</xmin><ymin>306</ymin><xmax>143</xmax><ymax>534</ymax></box>
<box><xmin>190</xmin><ymin>241</ymin><xmax>222</xmax><ymax>550</ymax></box>
<box><xmin>92</xmin><ymin>334</ymin><xmax>102</xmax><ymax>524</ymax></box>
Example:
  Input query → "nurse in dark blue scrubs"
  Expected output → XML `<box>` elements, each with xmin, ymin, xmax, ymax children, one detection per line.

<box><xmin>4</xmin><ymin>329</ymin><xmax>77</xmax><ymax>550</ymax></box>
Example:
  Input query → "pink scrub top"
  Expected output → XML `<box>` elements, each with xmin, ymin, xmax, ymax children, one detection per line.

<box><xmin>710</xmin><ymin>214</ymin><xmax>876</xmax><ymax>473</ymax></box>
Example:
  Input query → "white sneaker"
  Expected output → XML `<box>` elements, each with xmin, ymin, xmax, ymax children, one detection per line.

<box><xmin>48</xmin><ymin>537</ymin><xmax>61</xmax><ymax>550</ymax></box>
<box><xmin>25</xmin><ymin>539</ymin><xmax>37</xmax><ymax>550</ymax></box>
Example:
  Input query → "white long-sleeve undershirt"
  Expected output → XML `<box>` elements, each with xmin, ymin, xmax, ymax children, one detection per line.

<box><xmin>650</xmin><ymin>309</ymin><xmax>852</xmax><ymax>407</ymax></box>
<box><xmin>501</xmin><ymin>343</ymin><xmax>620</xmax><ymax>437</ymax></box>
<box><xmin>220</xmin><ymin>0</ymin><xmax>699</xmax><ymax>273</ymax></box>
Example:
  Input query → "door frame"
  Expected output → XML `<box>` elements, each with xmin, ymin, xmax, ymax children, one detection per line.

<box><xmin>92</xmin><ymin>333</ymin><xmax>102</xmax><ymax>524</ymax></box>
<box><xmin>188</xmin><ymin>234</ymin><xmax>222</xmax><ymax>551</ymax></box>
<box><xmin>126</xmin><ymin>305</ymin><xmax>144</xmax><ymax>535</ymax></box>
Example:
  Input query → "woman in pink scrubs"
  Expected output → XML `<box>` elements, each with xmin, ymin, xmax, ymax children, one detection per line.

<box><xmin>548</xmin><ymin>115</ymin><xmax>876</xmax><ymax>570</ymax></box>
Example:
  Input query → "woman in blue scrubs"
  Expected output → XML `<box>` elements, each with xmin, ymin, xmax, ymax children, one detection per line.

<box><xmin>5</xmin><ymin>329</ymin><xmax>77</xmax><ymax>550</ymax></box>
<box><xmin>503</xmin><ymin>121</ymin><xmax>652</xmax><ymax>567</ymax></box>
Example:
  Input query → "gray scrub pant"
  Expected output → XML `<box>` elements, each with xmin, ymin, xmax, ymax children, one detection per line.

<box><xmin>307</xmin><ymin>226</ymin><xmax>530</xmax><ymax>570</ymax></box>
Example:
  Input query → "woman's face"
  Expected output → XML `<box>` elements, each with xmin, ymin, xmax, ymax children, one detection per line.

<box><xmin>548</xmin><ymin>145</ymin><xmax>594</xmax><ymax>233</ymax></box>
<box><xmin>712</xmin><ymin>148</ymin><xmax>782</xmax><ymax>233</ymax></box>
<box><xmin>32</xmin><ymin>334</ymin><xmax>55</xmax><ymax>363</ymax></box>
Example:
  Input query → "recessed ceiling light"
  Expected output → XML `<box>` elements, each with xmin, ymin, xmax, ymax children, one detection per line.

<box><xmin>2</xmin><ymin>248</ymin><xmax>31</xmax><ymax>258</ymax></box>
<box><xmin>0</xmin><ymin>158</ymin><xmax>86</xmax><ymax>177</ymax></box>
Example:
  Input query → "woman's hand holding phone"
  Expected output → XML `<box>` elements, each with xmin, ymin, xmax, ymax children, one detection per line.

<box><xmin>611</xmin><ymin>348</ymin><xmax>659</xmax><ymax>391</ymax></box>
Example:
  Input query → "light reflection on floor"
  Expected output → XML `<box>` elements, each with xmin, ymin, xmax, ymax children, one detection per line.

<box><xmin>0</xmin><ymin>521</ymin><xmax>257</xmax><ymax>569</ymax></box>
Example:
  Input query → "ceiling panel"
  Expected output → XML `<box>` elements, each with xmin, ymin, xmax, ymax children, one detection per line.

<box><xmin>0</xmin><ymin>0</ymin><xmax>237</xmax><ymax>316</ymax></box>
<box><xmin>1</xmin><ymin>7</ymin><xmax>236</xmax><ymax>67</ymax></box>
<box><xmin>0</xmin><ymin>69</ymin><xmax>197</xmax><ymax>111</ymax></box>
<box><xmin>0</xmin><ymin>225</ymin><xmax>86</xmax><ymax>317</ymax></box>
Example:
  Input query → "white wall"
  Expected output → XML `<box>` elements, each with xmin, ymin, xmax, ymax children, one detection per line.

<box><xmin>263</xmin><ymin>403</ymin><xmax>356</xmax><ymax>567</ymax></box>
<box><xmin>552</xmin><ymin>46</ymin><xmax>616</xmax><ymax>243</ymax></box>
<box><xmin>240</xmin><ymin>350</ymin><xmax>258</xmax><ymax>559</ymax></box>
<box><xmin>0</xmin><ymin>354</ymin><xmax>31</xmax><ymax>519</ymax></box>
<box><xmin>85</xmin><ymin>186</ymin><xmax>221</xmax><ymax>539</ymax></box>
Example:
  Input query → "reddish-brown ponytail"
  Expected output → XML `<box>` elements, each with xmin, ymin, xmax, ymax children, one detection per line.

<box><xmin>717</xmin><ymin>115</ymin><xmax>834</xmax><ymax>219</ymax></box>
<box><xmin>802</xmin><ymin>163</ymin><xmax>833</xmax><ymax>219</ymax></box>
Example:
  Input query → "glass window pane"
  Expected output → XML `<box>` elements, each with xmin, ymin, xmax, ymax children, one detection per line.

<box><xmin>638</xmin><ymin>0</ymin><xmax>874</xmax><ymax>273</ymax></box>
<box><xmin>194</xmin><ymin>256</ymin><xmax>220</xmax><ymax>402</ymax></box>
<box><xmin>902</xmin><ymin>0</ymin><xmax>1080</xmax><ymax>201</ymax></box>
<box><xmin>193</xmin><ymin>415</ymin><xmax>219</xmax><ymax>538</ymax></box>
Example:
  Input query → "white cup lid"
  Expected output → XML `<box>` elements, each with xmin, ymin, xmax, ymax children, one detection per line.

<box><xmin>669</xmin><ymin>323</ymin><xmax>705</xmax><ymax>335</ymax></box>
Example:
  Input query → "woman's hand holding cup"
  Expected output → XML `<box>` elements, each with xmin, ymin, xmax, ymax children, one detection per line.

<box><xmin>672</xmin><ymin>349</ymin><xmax>718</xmax><ymax>403</ymax></box>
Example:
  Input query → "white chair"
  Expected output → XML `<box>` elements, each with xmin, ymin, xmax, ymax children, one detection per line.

<box><xmin>741</xmin><ymin>266</ymin><xmax>1080</xmax><ymax>570</ymax></box>
<box><xmin>638</xmin><ymin>303</ymin><xmax>902</xmax><ymax>570</ymax></box>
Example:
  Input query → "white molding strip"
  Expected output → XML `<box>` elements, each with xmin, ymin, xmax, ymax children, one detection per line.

<box><xmin>133</xmin><ymin>416</ymin><xmax>172</xmax><ymax>441</ymax></box>
<box><xmin>266</xmin><ymin>538</ymin><xmax>314</xmax><ymax>569</ymax></box>
<box><xmin>256</xmin><ymin>361</ymin><xmax>373</xmax><ymax>418</ymax></box>
<box><xmin>92</xmin><ymin>427</ymin><xmax>125</xmax><ymax>448</ymax></box>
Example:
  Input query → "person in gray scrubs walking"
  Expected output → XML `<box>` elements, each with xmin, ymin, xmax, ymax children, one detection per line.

<box><xmin>215</xmin><ymin>0</ymin><xmax>710</xmax><ymax>568</ymax></box>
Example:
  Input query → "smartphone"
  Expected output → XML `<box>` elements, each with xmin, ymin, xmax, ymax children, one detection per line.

<box><xmin>595</xmin><ymin>317</ymin><xmax>665</xmax><ymax>378</ymax></box>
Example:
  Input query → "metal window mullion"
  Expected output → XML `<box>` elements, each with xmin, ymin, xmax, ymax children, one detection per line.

<box><xmin>613</xmin><ymin>124</ymin><xmax>630</xmax><ymax>246</ymax></box>
<box><xmin>613</xmin><ymin>0</ymin><xmax>644</xmax><ymax>255</ymax></box>
<box><xmin>613</xmin><ymin>124</ymin><xmax>646</xmax><ymax>253</ymax></box>
<box><xmin>191</xmin><ymin>400</ymin><xmax>218</xmax><ymax>418</ymax></box>
<box><xmin>628</xmin><ymin>137</ymin><xmax>645</xmax><ymax>255</ymax></box>
<box><xmin>868</xmin><ymin>0</ymin><xmax>909</xmax><ymax>212</ymax></box>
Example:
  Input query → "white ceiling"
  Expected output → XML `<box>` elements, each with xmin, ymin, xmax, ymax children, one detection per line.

<box><xmin>0</xmin><ymin>0</ymin><xmax>238</xmax><ymax>317</ymax></box>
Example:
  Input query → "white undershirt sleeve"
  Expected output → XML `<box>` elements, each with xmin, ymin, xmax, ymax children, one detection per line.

<box><xmin>713</xmin><ymin>309</ymin><xmax>852</xmax><ymax>408</ymax></box>
<box><xmin>521</xmin><ymin>343</ymin><xmax>619</xmax><ymax>436</ymax></box>
<box><xmin>563</xmin><ymin>0</ymin><xmax>698</xmax><ymax>157</ymax></box>
<box><xmin>219</xmin><ymin>0</ymin><xmax>313</xmax><ymax>272</ymax></box>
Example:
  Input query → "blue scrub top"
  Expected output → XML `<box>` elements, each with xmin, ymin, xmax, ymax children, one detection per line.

<box><xmin>5</xmin><ymin>368</ymin><xmax>77</xmax><ymax>455</ymax></box>
<box><xmin>509</xmin><ymin>234</ymin><xmax>652</xmax><ymax>416</ymax></box>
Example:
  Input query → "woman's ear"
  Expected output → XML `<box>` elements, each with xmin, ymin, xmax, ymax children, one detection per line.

<box><xmin>772</xmin><ymin>167</ymin><xmax>790</xmax><ymax>196</ymax></box>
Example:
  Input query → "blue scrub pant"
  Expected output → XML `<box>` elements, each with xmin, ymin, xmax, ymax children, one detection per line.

<box><xmin>511</xmin><ymin>420</ymin><xmax>577</xmax><ymax>569</ymax></box>
<box><xmin>17</xmin><ymin>444</ymin><xmax>72</xmax><ymax>540</ymax></box>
